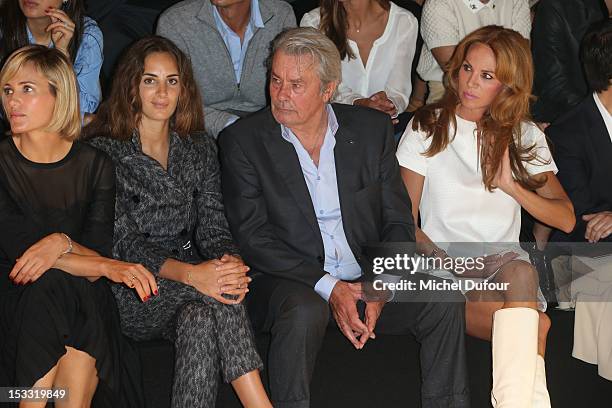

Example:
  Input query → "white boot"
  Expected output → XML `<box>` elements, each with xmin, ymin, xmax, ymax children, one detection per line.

<box><xmin>490</xmin><ymin>307</ymin><xmax>539</xmax><ymax>408</ymax></box>
<box><xmin>533</xmin><ymin>355</ymin><xmax>551</xmax><ymax>407</ymax></box>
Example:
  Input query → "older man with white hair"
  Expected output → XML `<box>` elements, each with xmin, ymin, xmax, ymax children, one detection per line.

<box><xmin>219</xmin><ymin>27</ymin><xmax>470</xmax><ymax>408</ymax></box>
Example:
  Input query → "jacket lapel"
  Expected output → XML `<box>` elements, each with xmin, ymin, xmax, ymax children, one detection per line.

<box><xmin>126</xmin><ymin>133</ymin><xmax>185</xmax><ymax>199</ymax></box>
<box><xmin>333</xmin><ymin>108</ymin><xmax>360</xmax><ymax>251</ymax></box>
<box><xmin>262</xmin><ymin>116</ymin><xmax>321</xmax><ymax>238</ymax></box>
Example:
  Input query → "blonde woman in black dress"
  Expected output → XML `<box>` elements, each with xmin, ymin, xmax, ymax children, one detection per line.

<box><xmin>0</xmin><ymin>45</ymin><xmax>154</xmax><ymax>408</ymax></box>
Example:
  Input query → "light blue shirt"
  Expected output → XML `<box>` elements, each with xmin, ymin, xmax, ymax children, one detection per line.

<box><xmin>27</xmin><ymin>17</ymin><xmax>103</xmax><ymax>116</ymax></box>
<box><xmin>212</xmin><ymin>0</ymin><xmax>264</xmax><ymax>84</ymax></box>
<box><xmin>281</xmin><ymin>105</ymin><xmax>362</xmax><ymax>301</ymax></box>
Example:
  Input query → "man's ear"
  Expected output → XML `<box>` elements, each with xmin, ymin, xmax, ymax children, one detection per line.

<box><xmin>323</xmin><ymin>81</ymin><xmax>338</xmax><ymax>102</ymax></box>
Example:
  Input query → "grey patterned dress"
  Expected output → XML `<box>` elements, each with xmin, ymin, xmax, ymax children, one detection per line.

<box><xmin>88</xmin><ymin>131</ymin><xmax>262</xmax><ymax>408</ymax></box>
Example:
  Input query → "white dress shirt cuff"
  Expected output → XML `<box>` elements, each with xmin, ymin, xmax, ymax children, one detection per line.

<box><xmin>314</xmin><ymin>273</ymin><xmax>341</xmax><ymax>302</ymax></box>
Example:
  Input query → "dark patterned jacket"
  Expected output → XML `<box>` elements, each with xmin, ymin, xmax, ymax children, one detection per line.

<box><xmin>88</xmin><ymin>131</ymin><xmax>238</xmax><ymax>275</ymax></box>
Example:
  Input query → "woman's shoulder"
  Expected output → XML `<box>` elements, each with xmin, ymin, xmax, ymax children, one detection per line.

<box><xmin>186</xmin><ymin>131</ymin><xmax>218</xmax><ymax>156</ymax></box>
<box><xmin>300</xmin><ymin>7</ymin><xmax>321</xmax><ymax>28</ymax></box>
<box><xmin>388</xmin><ymin>3</ymin><xmax>419</xmax><ymax>37</ymax></box>
<box><xmin>398</xmin><ymin>115</ymin><xmax>433</xmax><ymax>148</ymax></box>
<box><xmin>81</xmin><ymin>16</ymin><xmax>103</xmax><ymax>45</ymax></box>
<box><xmin>85</xmin><ymin>136</ymin><xmax>129</xmax><ymax>160</ymax></box>
<box><xmin>82</xmin><ymin>16</ymin><xmax>101</xmax><ymax>34</ymax></box>
<box><xmin>391</xmin><ymin>2</ymin><xmax>418</xmax><ymax>23</ymax></box>
<box><xmin>72</xmin><ymin>141</ymin><xmax>115</xmax><ymax>170</ymax></box>
<box><xmin>518</xmin><ymin>121</ymin><xmax>547</xmax><ymax>146</ymax></box>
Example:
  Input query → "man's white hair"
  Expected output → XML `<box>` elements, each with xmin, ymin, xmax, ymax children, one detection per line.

<box><xmin>271</xmin><ymin>27</ymin><xmax>342</xmax><ymax>93</ymax></box>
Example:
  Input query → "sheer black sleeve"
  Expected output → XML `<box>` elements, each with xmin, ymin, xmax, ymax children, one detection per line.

<box><xmin>80</xmin><ymin>151</ymin><xmax>116</xmax><ymax>258</ymax></box>
<box><xmin>0</xmin><ymin>178</ymin><xmax>42</xmax><ymax>262</ymax></box>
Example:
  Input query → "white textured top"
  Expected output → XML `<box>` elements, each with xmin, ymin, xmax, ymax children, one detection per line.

<box><xmin>301</xmin><ymin>3</ymin><xmax>418</xmax><ymax>112</ymax></box>
<box><xmin>417</xmin><ymin>0</ymin><xmax>531</xmax><ymax>82</ymax></box>
<box><xmin>396</xmin><ymin>114</ymin><xmax>557</xmax><ymax>243</ymax></box>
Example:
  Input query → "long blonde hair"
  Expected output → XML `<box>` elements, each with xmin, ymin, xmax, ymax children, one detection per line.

<box><xmin>413</xmin><ymin>26</ymin><xmax>547</xmax><ymax>191</ymax></box>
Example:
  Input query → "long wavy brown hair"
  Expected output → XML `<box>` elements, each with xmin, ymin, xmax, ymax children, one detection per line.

<box><xmin>84</xmin><ymin>36</ymin><xmax>203</xmax><ymax>140</ymax></box>
<box><xmin>413</xmin><ymin>25</ymin><xmax>548</xmax><ymax>191</ymax></box>
<box><xmin>319</xmin><ymin>0</ymin><xmax>390</xmax><ymax>60</ymax></box>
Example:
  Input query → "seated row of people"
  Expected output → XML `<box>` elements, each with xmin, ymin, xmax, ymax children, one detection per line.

<box><xmin>156</xmin><ymin>0</ymin><xmax>421</xmax><ymax>137</ymax></box>
<box><xmin>4</xmin><ymin>0</ymin><xmax>607</xmax><ymax>140</ymax></box>
<box><xmin>6</xmin><ymin>21</ymin><xmax>611</xmax><ymax>407</ymax></box>
<box><xmin>0</xmin><ymin>41</ymin><xmax>271</xmax><ymax>407</ymax></box>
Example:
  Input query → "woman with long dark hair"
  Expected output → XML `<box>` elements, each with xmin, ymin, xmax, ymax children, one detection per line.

<box><xmin>0</xmin><ymin>0</ymin><xmax>103</xmax><ymax>117</ymax></box>
<box><xmin>85</xmin><ymin>36</ymin><xmax>271</xmax><ymax>408</ymax></box>
<box><xmin>0</xmin><ymin>45</ymin><xmax>152</xmax><ymax>408</ymax></box>
<box><xmin>301</xmin><ymin>0</ymin><xmax>418</xmax><ymax>131</ymax></box>
<box><xmin>397</xmin><ymin>26</ymin><xmax>576</xmax><ymax>407</ymax></box>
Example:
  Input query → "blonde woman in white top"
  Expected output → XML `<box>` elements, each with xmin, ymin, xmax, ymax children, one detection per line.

<box><xmin>301</xmin><ymin>0</ymin><xmax>418</xmax><ymax>131</ymax></box>
<box><xmin>398</xmin><ymin>27</ymin><xmax>575</xmax><ymax>408</ymax></box>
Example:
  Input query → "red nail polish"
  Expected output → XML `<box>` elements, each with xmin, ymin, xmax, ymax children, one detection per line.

<box><xmin>154</xmin><ymin>290</ymin><xmax>158</xmax><ymax>296</ymax></box>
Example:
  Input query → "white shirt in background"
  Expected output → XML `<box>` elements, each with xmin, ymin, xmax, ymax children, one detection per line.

<box><xmin>301</xmin><ymin>2</ymin><xmax>418</xmax><ymax>113</ymax></box>
<box><xmin>417</xmin><ymin>0</ymin><xmax>531</xmax><ymax>83</ymax></box>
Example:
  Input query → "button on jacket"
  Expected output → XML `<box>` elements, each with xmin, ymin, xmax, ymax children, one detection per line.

<box><xmin>88</xmin><ymin>131</ymin><xmax>238</xmax><ymax>275</ymax></box>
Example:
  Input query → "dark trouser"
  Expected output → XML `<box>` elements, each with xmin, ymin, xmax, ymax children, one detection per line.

<box><xmin>247</xmin><ymin>274</ymin><xmax>471</xmax><ymax>408</ymax></box>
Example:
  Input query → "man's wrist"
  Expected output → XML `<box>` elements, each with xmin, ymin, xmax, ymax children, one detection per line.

<box><xmin>316</xmin><ymin>274</ymin><xmax>341</xmax><ymax>302</ymax></box>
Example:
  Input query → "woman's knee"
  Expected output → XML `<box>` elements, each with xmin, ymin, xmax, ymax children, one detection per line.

<box><xmin>497</xmin><ymin>260</ymin><xmax>539</xmax><ymax>289</ymax></box>
<box><xmin>54</xmin><ymin>347</ymin><xmax>98</xmax><ymax>408</ymax></box>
